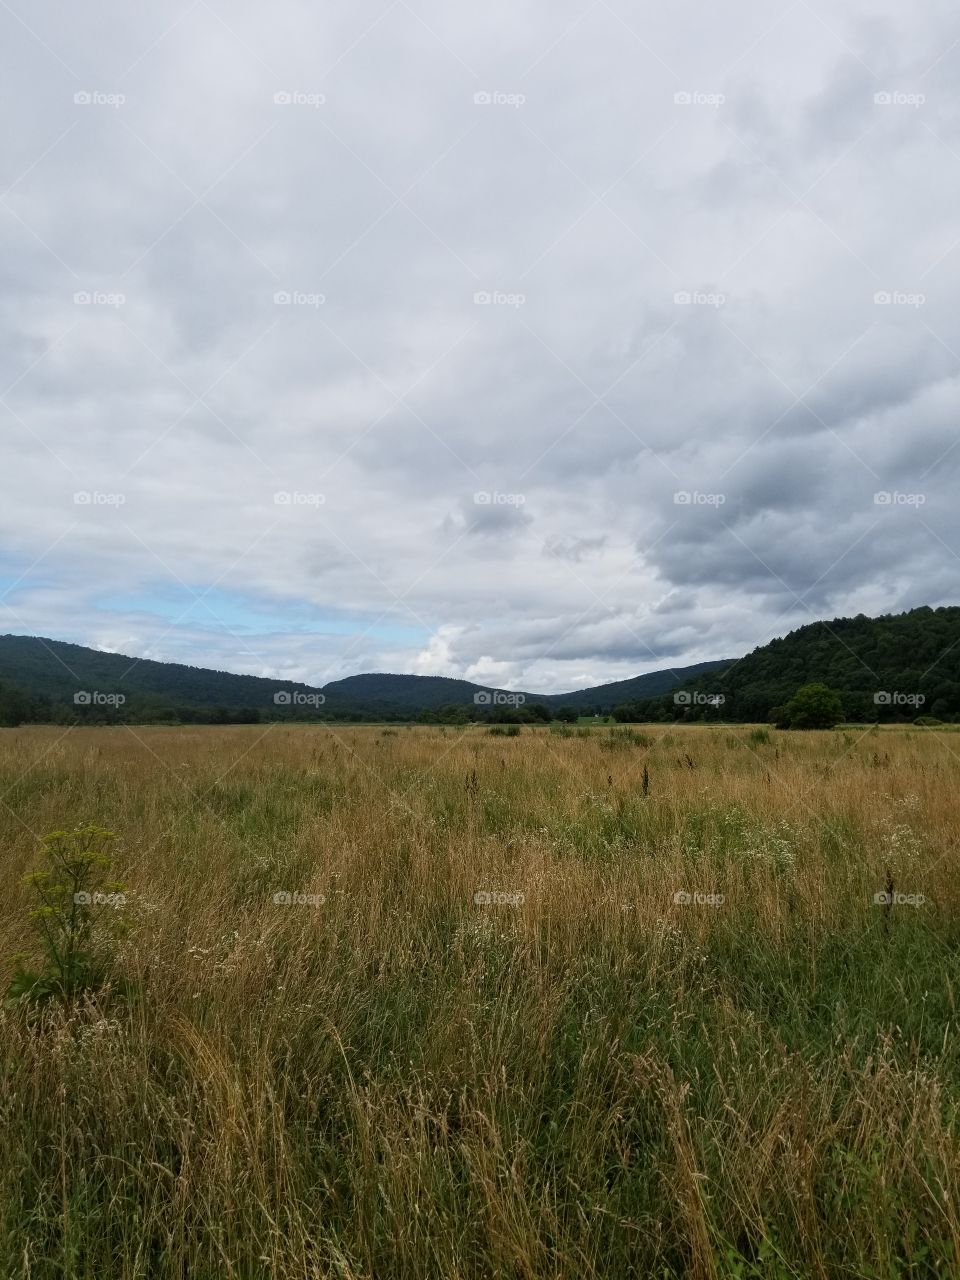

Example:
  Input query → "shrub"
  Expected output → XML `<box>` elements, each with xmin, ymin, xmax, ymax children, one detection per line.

<box><xmin>6</xmin><ymin>826</ymin><xmax>129</xmax><ymax>1007</ymax></box>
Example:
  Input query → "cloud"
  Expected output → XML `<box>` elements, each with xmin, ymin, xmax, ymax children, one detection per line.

<box><xmin>0</xmin><ymin>0</ymin><xmax>958</xmax><ymax>693</ymax></box>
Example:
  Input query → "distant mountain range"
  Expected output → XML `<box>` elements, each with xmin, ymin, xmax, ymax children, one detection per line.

<box><xmin>322</xmin><ymin>661</ymin><xmax>733</xmax><ymax>713</ymax></box>
<box><xmin>0</xmin><ymin>604</ymin><xmax>958</xmax><ymax>725</ymax></box>
<box><xmin>0</xmin><ymin>633</ymin><xmax>731</xmax><ymax>720</ymax></box>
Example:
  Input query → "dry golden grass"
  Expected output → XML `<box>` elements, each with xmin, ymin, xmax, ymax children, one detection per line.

<box><xmin>0</xmin><ymin>721</ymin><xmax>958</xmax><ymax>1277</ymax></box>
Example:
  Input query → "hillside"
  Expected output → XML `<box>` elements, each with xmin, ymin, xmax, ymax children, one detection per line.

<box><xmin>545</xmin><ymin>659</ymin><xmax>735</xmax><ymax>710</ymax></box>
<box><xmin>3</xmin><ymin>608</ymin><xmax>954</xmax><ymax>726</ymax></box>
<box><xmin>322</xmin><ymin>665</ymin><xmax>735</xmax><ymax>713</ymax></box>
<box><xmin>0</xmin><ymin>635</ymin><xmax>734</xmax><ymax>723</ymax></box>
<box><xmin>0</xmin><ymin>635</ymin><xmax>326</xmax><ymax>711</ymax></box>
<box><xmin>618</xmin><ymin>606</ymin><xmax>960</xmax><ymax>723</ymax></box>
<box><xmin>322</xmin><ymin>673</ymin><xmax>542</xmax><ymax>712</ymax></box>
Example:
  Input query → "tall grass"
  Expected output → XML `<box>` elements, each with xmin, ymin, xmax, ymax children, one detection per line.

<box><xmin>0</xmin><ymin>722</ymin><xmax>958</xmax><ymax>1278</ymax></box>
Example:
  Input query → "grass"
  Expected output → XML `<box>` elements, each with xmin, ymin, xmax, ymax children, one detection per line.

<box><xmin>0</xmin><ymin>722</ymin><xmax>958</xmax><ymax>1278</ymax></box>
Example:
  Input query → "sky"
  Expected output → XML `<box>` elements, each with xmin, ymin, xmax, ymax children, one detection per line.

<box><xmin>1</xmin><ymin>0</ymin><xmax>959</xmax><ymax>695</ymax></box>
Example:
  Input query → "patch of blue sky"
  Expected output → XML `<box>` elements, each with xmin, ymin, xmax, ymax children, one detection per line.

<box><xmin>99</xmin><ymin>586</ymin><xmax>426</xmax><ymax>645</ymax></box>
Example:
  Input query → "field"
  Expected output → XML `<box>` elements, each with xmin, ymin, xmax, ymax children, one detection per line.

<box><xmin>1</xmin><ymin>722</ymin><xmax>958</xmax><ymax>1278</ymax></box>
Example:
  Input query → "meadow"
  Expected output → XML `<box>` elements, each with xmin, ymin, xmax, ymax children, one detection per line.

<box><xmin>0</xmin><ymin>721</ymin><xmax>958</xmax><ymax>1278</ymax></box>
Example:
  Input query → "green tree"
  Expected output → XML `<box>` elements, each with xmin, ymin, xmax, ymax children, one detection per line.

<box><xmin>555</xmin><ymin>706</ymin><xmax>579</xmax><ymax>723</ymax></box>
<box><xmin>522</xmin><ymin>702</ymin><xmax>552</xmax><ymax>723</ymax></box>
<box><xmin>779</xmin><ymin>682</ymin><xmax>844</xmax><ymax>729</ymax></box>
<box><xmin>435</xmin><ymin>703</ymin><xmax>468</xmax><ymax>725</ymax></box>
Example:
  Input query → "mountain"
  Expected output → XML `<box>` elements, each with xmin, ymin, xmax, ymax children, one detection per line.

<box><xmin>0</xmin><ymin>634</ymin><xmax>732</xmax><ymax>723</ymax></box>
<box><xmin>0</xmin><ymin>635</ymin><xmax>326</xmax><ymax>710</ymax></box>
<box><xmin>544</xmin><ymin>660</ymin><xmax>735</xmax><ymax>710</ymax></box>
<box><xmin>621</xmin><ymin>606</ymin><xmax>960</xmax><ymax>723</ymax></box>
<box><xmin>4</xmin><ymin>606</ymin><xmax>954</xmax><ymax>727</ymax></box>
<box><xmin>322</xmin><ymin>673</ymin><xmax>540</xmax><ymax>712</ymax></box>
<box><xmin>322</xmin><ymin>664</ymin><xmax>734</xmax><ymax>713</ymax></box>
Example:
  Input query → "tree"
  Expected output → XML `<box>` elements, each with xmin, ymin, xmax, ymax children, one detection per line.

<box><xmin>555</xmin><ymin>706</ymin><xmax>579</xmax><ymax>723</ymax></box>
<box><xmin>779</xmin><ymin>682</ymin><xmax>844</xmax><ymax>729</ymax></box>
<box><xmin>435</xmin><ymin>703</ymin><xmax>468</xmax><ymax>725</ymax></box>
<box><xmin>0</xmin><ymin>680</ymin><xmax>28</xmax><ymax>727</ymax></box>
<box><xmin>523</xmin><ymin>702</ymin><xmax>553</xmax><ymax>723</ymax></box>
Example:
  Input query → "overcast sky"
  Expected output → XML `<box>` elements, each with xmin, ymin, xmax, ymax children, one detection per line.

<box><xmin>1</xmin><ymin>0</ymin><xmax>958</xmax><ymax>693</ymax></box>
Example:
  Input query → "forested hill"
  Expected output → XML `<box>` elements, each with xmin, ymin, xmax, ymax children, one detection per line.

<box><xmin>320</xmin><ymin>673</ymin><xmax>541</xmax><ymax>711</ymax></box>
<box><xmin>0</xmin><ymin>635</ymin><xmax>325</xmax><ymax>710</ymax></box>
<box><xmin>2</xmin><ymin>607</ymin><xmax>958</xmax><ymax>726</ymax></box>
<box><xmin>323</xmin><ymin>662</ymin><xmax>734</xmax><ymax>713</ymax></box>
<box><xmin>616</xmin><ymin>606</ymin><xmax>960</xmax><ymax>723</ymax></box>
<box><xmin>545</xmin><ymin>659</ymin><xmax>735</xmax><ymax>710</ymax></box>
<box><xmin>0</xmin><ymin>636</ymin><xmax>735</xmax><ymax>724</ymax></box>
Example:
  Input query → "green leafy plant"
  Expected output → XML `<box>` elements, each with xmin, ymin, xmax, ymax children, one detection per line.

<box><xmin>6</xmin><ymin>826</ymin><xmax>129</xmax><ymax>1006</ymax></box>
<box><xmin>775</xmin><ymin>682</ymin><xmax>844</xmax><ymax>729</ymax></box>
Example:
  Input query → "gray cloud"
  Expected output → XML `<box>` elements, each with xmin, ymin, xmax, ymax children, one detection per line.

<box><xmin>1</xmin><ymin>0</ymin><xmax>958</xmax><ymax>693</ymax></box>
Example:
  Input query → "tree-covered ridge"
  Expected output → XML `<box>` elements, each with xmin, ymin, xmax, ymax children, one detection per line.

<box><xmin>0</xmin><ymin>635</ymin><xmax>325</xmax><ymax>708</ymax></box>
<box><xmin>0</xmin><ymin>635</ymin><xmax>735</xmax><ymax>725</ymax></box>
<box><xmin>321</xmin><ymin>673</ymin><xmax>541</xmax><ymax>711</ymax></box>
<box><xmin>2</xmin><ymin>607</ymin><xmax>958</xmax><ymax>727</ymax></box>
<box><xmin>612</xmin><ymin>606</ymin><xmax>960</xmax><ymax>724</ymax></box>
<box><xmin>541</xmin><ymin>659</ymin><xmax>735</xmax><ymax>709</ymax></box>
